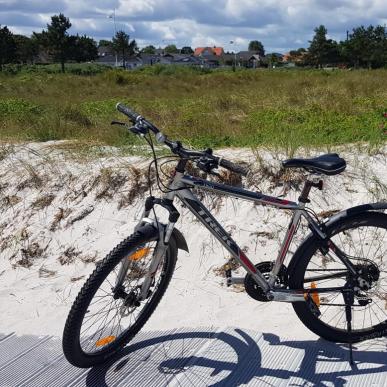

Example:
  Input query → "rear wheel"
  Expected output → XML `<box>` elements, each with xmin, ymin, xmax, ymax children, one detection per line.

<box><xmin>289</xmin><ymin>212</ymin><xmax>387</xmax><ymax>343</ymax></box>
<box><xmin>62</xmin><ymin>224</ymin><xmax>177</xmax><ymax>368</ymax></box>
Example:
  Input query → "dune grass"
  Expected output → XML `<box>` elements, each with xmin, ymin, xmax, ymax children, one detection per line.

<box><xmin>0</xmin><ymin>66</ymin><xmax>386</xmax><ymax>154</ymax></box>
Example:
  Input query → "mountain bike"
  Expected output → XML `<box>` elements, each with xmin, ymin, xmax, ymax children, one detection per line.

<box><xmin>62</xmin><ymin>103</ymin><xmax>387</xmax><ymax>368</ymax></box>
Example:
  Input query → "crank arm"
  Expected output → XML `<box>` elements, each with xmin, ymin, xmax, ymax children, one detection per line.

<box><xmin>225</xmin><ymin>276</ymin><xmax>245</xmax><ymax>286</ymax></box>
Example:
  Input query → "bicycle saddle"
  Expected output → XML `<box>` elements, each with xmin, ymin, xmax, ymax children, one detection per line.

<box><xmin>282</xmin><ymin>153</ymin><xmax>346</xmax><ymax>175</ymax></box>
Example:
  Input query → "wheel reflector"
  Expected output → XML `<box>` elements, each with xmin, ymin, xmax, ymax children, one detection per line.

<box><xmin>310</xmin><ymin>282</ymin><xmax>320</xmax><ymax>307</ymax></box>
<box><xmin>128</xmin><ymin>247</ymin><xmax>151</xmax><ymax>261</ymax></box>
<box><xmin>304</xmin><ymin>281</ymin><xmax>321</xmax><ymax>307</ymax></box>
<box><xmin>95</xmin><ymin>335</ymin><xmax>116</xmax><ymax>347</ymax></box>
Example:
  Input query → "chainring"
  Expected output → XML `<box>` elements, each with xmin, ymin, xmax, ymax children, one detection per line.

<box><xmin>244</xmin><ymin>261</ymin><xmax>288</xmax><ymax>302</ymax></box>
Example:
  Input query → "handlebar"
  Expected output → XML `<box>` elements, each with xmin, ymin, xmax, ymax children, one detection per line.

<box><xmin>218</xmin><ymin>158</ymin><xmax>248</xmax><ymax>176</ymax></box>
<box><xmin>116</xmin><ymin>103</ymin><xmax>140</xmax><ymax>123</ymax></box>
<box><xmin>116</xmin><ymin>102</ymin><xmax>248</xmax><ymax>177</ymax></box>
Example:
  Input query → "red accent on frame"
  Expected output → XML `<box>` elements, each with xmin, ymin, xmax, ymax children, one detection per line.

<box><xmin>239</xmin><ymin>250</ymin><xmax>257</xmax><ymax>273</ymax></box>
<box><xmin>279</xmin><ymin>224</ymin><xmax>295</xmax><ymax>263</ymax></box>
<box><xmin>327</xmin><ymin>240</ymin><xmax>336</xmax><ymax>252</ymax></box>
<box><xmin>265</xmin><ymin>197</ymin><xmax>291</xmax><ymax>205</ymax></box>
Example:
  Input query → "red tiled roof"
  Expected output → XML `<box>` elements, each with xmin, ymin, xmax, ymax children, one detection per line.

<box><xmin>194</xmin><ymin>47</ymin><xmax>205</xmax><ymax>56</ymax></box>
<box><xmin>194</xmin><ymin>47</ymin><xmax>224</xmax><ymax>56</ymax></box>
<box><xmin>212</xmin><ymin>47</ymin><xmax>224</xmax><ymax>56</ymax></box>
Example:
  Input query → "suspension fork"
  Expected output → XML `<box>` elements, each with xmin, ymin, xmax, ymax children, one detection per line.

<box><xmin>115</xmin><ymin>196</ymin><xmax>159</xmax><ymax>292</ymax></box>
<box><xmin>117</xmin><ymin>196</ymin><xmax>177</xmax><ymax>301</ymax></box>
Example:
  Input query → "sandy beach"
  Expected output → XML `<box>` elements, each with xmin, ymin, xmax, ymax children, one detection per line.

<box><xmin>0</xmin><ymin>142</ymin><xmax>386</xmax><ymax>341</ymax></box>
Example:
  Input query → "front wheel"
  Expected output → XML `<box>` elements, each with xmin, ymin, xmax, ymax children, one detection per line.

<box><xmin>62</xmin><ymin>224</ymin><xmax>177</xmax><ymax>368</ymax></box>
<box><xmin>289</xmin><ymin>212</ymin><xmax>387</xmax><ymax>343</ymax></box>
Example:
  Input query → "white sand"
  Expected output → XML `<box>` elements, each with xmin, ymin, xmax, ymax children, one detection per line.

<box><xmin>0</xmin><ymin>142</ymin><xmax>386</xmax><ymax>340</ymax></box>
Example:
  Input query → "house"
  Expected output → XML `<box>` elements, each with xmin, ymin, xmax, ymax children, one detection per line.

<box><xmin>221</xmin><ymin>53</ymin><xmax>235</xmax><ymax>66</ymax></box>
<box><xmin>171</xmin><ymin>54</ymin><xmax>203</xmax><ymax>66</ymax></box>
<box><xmin>159</xmin><ymin>53</ymin><xmax>175</xmax><ymax>65</ymax></box>
<box><xmin>282</xmin><ymin>52</ymin><xmax>291</xmax><ymax>63</ymax></box>
<box><xmin>194</xmin><ymin>46</ymin><xmax>224</xmax><ymax>57</ymax></box>
<box><xmin>147</xmin><ymin>53</ymin><xmax>203</xmax><ymax>66</ymax></box>
<box><xmin>96</xmin><ymin>54</ymin><xmax>117</xmax><ymax>67</ymax></box>
<box><xmin>96</xmin><ymin>54</ymin><xmax>142</xmax><ymax>69</ymax></box>
<box><xmin>268</xmin><ymin>53</ymin><xmax>284</xmax><ymax>61</ymax></box>
<box><xmin>125</xmin><ymin>56</ymin><xmax>142</xmax><ymax>69</ymax></box>
<box><xmin>139</xmin><ymin>54</ymin><xmax>160</xmax><ymax>66</ymax></box>
<box><xmin>201</xmin><ymin>54</ymin><xmax>221</xmax><ymax>68</ymax></box>
<box><xmin>98</xmin><ymin>46</ymin><xmax>114</xmax><ymax>57</ymax></box>
<box><xmin>236</xmin><ymin>51</ymin><xmax>265</xmax><ymax>68</ymax></box>
<box><xmin>282</xmin><ymin>51</ymin><xmax>308</xmax><ymax>65</ymax></box>
<box><xmin>154</xmin><ymin>47</ymin><xmax>165</xmax><ymax>55</ymax></box>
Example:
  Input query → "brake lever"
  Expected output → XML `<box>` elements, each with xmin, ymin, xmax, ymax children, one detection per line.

<box><xmin>197</xmin><ymin>156</ymin><xmax>219</xmax><ymax>175</ymax></box>
<box><xmin>129</xmin><ymin>124</ymin><xmax>148</xmax><ymax>136</ymax></box>
<box><xmin>111</xmin><ymin>120</ymin><xmax>126</xmax><ymax>126</ymax></box>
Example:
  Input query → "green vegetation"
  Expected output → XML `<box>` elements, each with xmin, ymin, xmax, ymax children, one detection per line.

<box><xmin>1</xmin><ymin>63</ymin><xmax>109</xmax><ymax>75</ymax></box>
<box><xmin>0</xmin><ymin>66</ymin><xmax>386</xmax><ymax>153</ymax></box>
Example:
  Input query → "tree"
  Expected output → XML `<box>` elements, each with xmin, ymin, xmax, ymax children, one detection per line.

<box><xmin>346</xmin><ymin>25</ymin><xmax>387</xmax><ymax>68</ymax></box>
<box><xmin>13</xmin><ymin>35</ymin><xmax>38</xmax><ymax>64</ymax></box>
<box><xmin>45</xmin><ymin>13</ymin><xmax>72</xmax><ymax>72</ymax></box>
<box><xmin>112</xmin><ymin>31</ymin><xmax>138</xmax><ymax>68</ymax></box>
<box><xmin>181</xmin><ymin>46</ymin><xmax>193</xmax><ymax>54</ymax></box>
<box><xmin>288</xmin><ymin>48</ymin><xmax>307</xmax><ymax>66</ymax></box>
<box><xmin>31</xmin><ymin>31</ymin><xmax>51</xmax><ymax>63</ymax></box>
<box><xmin>0</xmin><ymin>25</ymin><xmax>16</xmax><ymax>70</ymax></box>
<box><xmin>248</xmin><ymin>40</ymin><xmax>265</xmax><ymax>56</ymax></box>
<box><xmin>164</xmin><ymin>44</ymin><xmax>179</xmax><ymax>54</ymax></box>
<box><xmin>307</xmin><ymin>25</ymin><xmax>340</xmax><ymax>67</ymax></box>
<box><xmin>141</xmin><ymin>45</ymin><xmax>156</xmax><ymax>54</ymax></box>
<box><xmin>99</xmin><ymin>39</ymin><xmax>112</xmax><ymax>47</ymax></box>
<box><xmin>371</xmin><ymin>25</ymin><xmax>387</xmax><ymax>68</ymax></box>
<box><xmin>265</xmin><ymin>53</ymin><xmax>281</xmax><ymax>68</ymax></box>
<box><xmin>71</xmin><ymin>35</ymin><xmax>98</xmax><ymax>62</ymax></box>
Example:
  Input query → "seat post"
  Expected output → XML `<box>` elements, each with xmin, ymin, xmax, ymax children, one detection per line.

<box><xmin>299</xmin><ymin>174</ymin><xmax>323</xmax><ymax>203</ymax></box>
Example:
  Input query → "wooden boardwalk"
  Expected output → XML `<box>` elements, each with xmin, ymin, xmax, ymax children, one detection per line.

<box><xmin>0</xmin><ymin>328</ymin><xmax>386</xmax><ymax>386</ymax></box>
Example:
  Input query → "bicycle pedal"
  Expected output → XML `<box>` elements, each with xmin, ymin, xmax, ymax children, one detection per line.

<box><xmin>225</xmin><ymin>269</ymin><xmax>245</xmax><ymax>286</ymax></box>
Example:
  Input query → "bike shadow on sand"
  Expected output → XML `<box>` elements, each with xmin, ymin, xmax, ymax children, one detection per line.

<box><xmin>86</xmin><ymin>328</ymin><xmax>387</xmax><ymax>387</ymax></box>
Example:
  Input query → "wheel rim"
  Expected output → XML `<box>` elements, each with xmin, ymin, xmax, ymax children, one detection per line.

<box><xmin>79</xmin><ymin>241</ymin><xmax>166</xmax><ymax>354</ymax></box>
<box><xmin>303</xmin><ymin>221</ymin><xmax>387</xmax><ymax>333</ymax></box>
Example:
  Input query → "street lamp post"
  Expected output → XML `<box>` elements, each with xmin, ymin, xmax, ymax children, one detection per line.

<box><xmin>229</xmin><ymin>40</ymin><xmax>237</xmax><ymax>70</ymax></box>
<box><xmin>108</xmin><ymin>9</ymin><xmax>118</xmax><ymax>67</ymax></box>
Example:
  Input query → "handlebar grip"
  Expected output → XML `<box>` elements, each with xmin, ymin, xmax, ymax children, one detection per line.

<box><xmin>218</xmin><ymin>158</ymin><xmax>248</xmax><ymax>177</ymax></box>
<box><xmin>116</xmin><ymin>103</ymin><xmax>140</xmax><ymax>123</ymax></box>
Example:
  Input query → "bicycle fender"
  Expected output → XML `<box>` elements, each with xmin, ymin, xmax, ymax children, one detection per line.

<box><xmin>136</xmin><ymin>219</ymin><xmax>189</xmax><ymax>252</ymax></box>
<box><xmin>324</xmin><ymin>201</ymin><xmax>387</xmax><ymax>225</ymax></box>
<box><xmin>171</xmin><ymin>227</ymin><xmax>189</xmax><ymax>252</ymax></box>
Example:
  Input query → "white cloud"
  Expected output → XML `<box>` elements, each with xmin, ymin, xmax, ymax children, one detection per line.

<box><xmin>116</xmin><ymin>0</ymin><xmax>155</xmax><ymax>17</ymax></box>
<box><xmin>2</xmin><ymin>0</ymin><xmax>386</xmax><ymax>52</ymax></box>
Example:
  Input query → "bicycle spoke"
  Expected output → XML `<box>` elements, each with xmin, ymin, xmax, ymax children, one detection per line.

<box><xmin>300</xmin><ymin>218</ymin><xmax>386</xmax><ymax>334</ymax></box>
<box><xmin>75</xmin><ymin>240</ymin><xmax>170</xmax><ymax>355</ymax></box>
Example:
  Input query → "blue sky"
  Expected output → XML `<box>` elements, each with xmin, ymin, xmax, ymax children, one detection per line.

<box><xmin>1</xmin><ymin>0</ymin><xmax>386</xmax><ymax>53</ymax></box>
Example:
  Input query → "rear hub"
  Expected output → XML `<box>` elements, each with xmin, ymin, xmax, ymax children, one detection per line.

<box><xmin>354</xmin><ymin>261</ymin><xmax>380</xmax><ymax>291</ymax></box>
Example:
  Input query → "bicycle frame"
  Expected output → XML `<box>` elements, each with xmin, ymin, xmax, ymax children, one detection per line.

<box><xmin>135</xmin><ymin>170</ymin><xmax>357</xmax><ymax>303</ymax></box>
<box><xmin>145</xmin><ymin>171</ymin><xmax>324</xmax><ymax>302</ymax></box>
